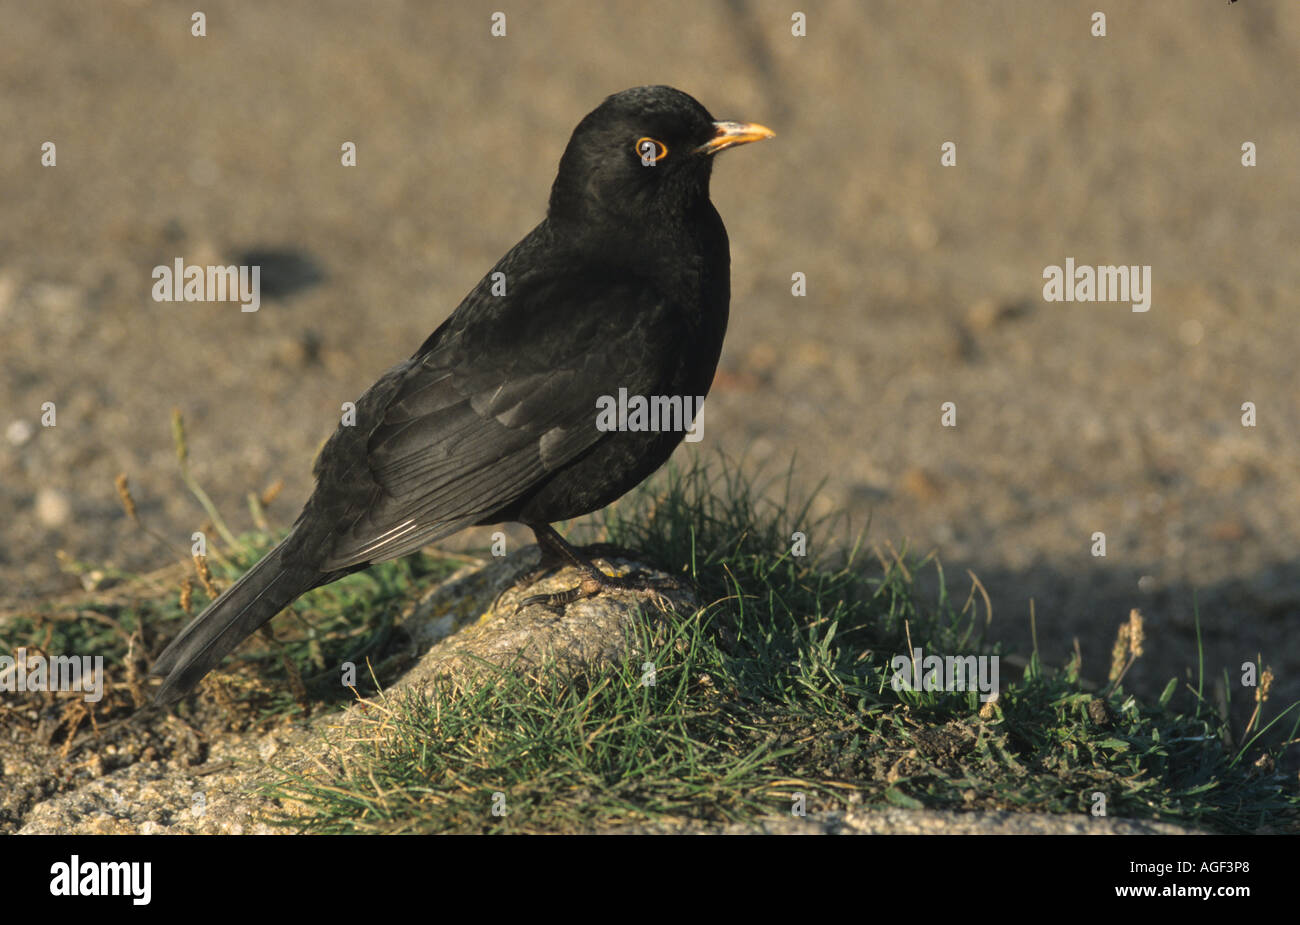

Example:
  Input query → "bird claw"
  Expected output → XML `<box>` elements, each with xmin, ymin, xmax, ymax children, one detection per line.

<box><xmin>493</xmin><ymin>562</ymin><xmax>561</xmax><ymax>612</ymax></box>
<box><xmin>512</xmin><ymin>567</ymin><xmax>680</xmax><ymax>615</ymax></box>
<box><xmin>516</xmin><ymin>585</ymin><xmax>586</xmax><ymax>614</ymax></box>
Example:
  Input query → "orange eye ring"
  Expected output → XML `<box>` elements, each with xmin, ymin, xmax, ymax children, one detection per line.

<box><xmin>635</xmin><ymin>137</ymin><xmax>668</xmax><ymax>164</ymax></box>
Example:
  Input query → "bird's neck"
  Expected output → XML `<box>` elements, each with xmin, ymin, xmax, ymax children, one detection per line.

<box><xmin>548</xmin><ymin>193</ymin><xmax>718</xmax><ymax>261</ymax></box>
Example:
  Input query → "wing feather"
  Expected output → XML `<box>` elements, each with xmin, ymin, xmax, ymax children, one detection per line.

<box><xmin>316</xmin><ymin>265</ymin><xmax>680</xmax><ymax>570</ymax></box>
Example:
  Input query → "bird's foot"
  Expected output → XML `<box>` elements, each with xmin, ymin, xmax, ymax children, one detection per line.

<box><xmin>492</xmin><ymin>560</ymin><xmax>561</xmax><ymax>612</ymax></box>
<box><xmin>516</xmin><ymin>565</ymin><xmax>680</xmax><ymax>614</ymax></box>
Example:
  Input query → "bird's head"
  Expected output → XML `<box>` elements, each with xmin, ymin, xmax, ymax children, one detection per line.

<box><xmin>548</xmin><ymin>86</ymin><xmax>773</xmax><ymax>229</ymax></box>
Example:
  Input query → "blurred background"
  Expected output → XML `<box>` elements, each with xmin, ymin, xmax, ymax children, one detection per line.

<box><xmin>2</xmin><ymin>0</ymin><xmax>1298</xmax><ymax>709</ymax></box>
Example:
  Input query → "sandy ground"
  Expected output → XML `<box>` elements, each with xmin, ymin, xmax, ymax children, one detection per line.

<box><xmin>2</xmin><ymin>0</ymin><xmax>1298</xmax><ymax>711</ymax></box>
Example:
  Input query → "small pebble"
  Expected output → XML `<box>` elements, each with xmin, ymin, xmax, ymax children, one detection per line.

<box><xmin>6</xmin><ymin>420</ymin><xmax>33</xmax><ymax>446</ymax></box>
<box><xmin>35</xmin><ymin>487</ymin><xmax>72</xmax><ymax>527</ymax></box>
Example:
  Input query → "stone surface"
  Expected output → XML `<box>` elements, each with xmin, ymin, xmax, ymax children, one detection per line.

<box><xmin>15</xmin><ymin>551</ymin><xmax>702</xmax><ymax>835</ymax></box>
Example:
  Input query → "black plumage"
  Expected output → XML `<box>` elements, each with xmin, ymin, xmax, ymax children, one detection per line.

<box><xmin>151</xmin><ymin>86</ymin><xmax>772</xmax><ymax>705</ymax></box>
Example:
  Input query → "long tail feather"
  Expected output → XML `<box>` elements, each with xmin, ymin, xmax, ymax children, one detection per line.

<box><xmin>151</xmin><ymin>537</ymin><xmax>313</xmax><ymax>705</ymax></box>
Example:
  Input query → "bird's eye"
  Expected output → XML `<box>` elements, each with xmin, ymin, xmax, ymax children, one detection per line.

<box><xmin>635</xmin><ymin>137</ymin><xmax>668</xmax><ymax>166</ymax></box>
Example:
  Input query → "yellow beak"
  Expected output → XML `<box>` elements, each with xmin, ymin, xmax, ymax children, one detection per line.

<box><xmin>694</xmin><ymin>121</ymin><xmax>776</xmax><ymax>155</ymax></box>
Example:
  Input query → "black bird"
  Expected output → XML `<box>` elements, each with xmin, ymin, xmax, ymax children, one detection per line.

<box><xmin>151</xmin><ymin>86</ymin><xmax>773</xmax><ymax>705</ymax></box>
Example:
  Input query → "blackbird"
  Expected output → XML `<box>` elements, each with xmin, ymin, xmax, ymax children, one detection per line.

<box><xmin>151</xmin><ymin>86</ymin><xmax>773</xmax><ymax>705</ymax></box>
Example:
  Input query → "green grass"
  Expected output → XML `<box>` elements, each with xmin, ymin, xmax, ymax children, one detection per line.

<box><xmin>4</xmin><ymin>449</ymin><xmax>1295</xmax><ymax>833</ymax></box>
<box><xmin>254</xmin><ymin>455</ymin><xmax>1300</xmax><ymax>834</ymax></box>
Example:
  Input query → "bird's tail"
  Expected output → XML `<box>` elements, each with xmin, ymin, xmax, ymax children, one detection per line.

<box><xmin>150</xmin><ymin>536</ymin><xmax>313</xmax><ymax>705</ymax></box>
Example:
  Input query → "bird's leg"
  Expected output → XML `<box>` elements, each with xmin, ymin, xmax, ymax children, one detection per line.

<box><xmin>491</xmin><ymin>533</ymin><xmax>568</xmax><ymax>611</ymax></box>
<box><xmin>514</xmin><ymin>523</ymin><xmax>678</xmax><ymax>612</ymax></box>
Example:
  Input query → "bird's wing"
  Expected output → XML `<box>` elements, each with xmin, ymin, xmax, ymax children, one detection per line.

<box><xmin>313</xmin><ymin>261</ymin><xmax>685</xmax><ymax>570</ymax></box>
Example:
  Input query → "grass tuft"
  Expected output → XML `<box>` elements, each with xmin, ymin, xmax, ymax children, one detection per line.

<box><xmin>259</xmin><ymin>454</ymin><xmax>1299</xmax><ymax>834</ymax></box>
